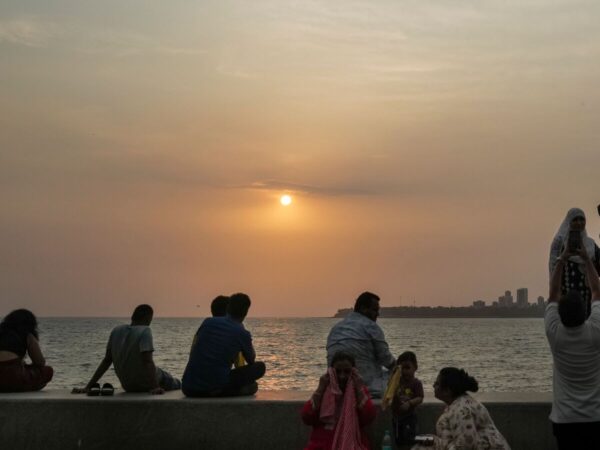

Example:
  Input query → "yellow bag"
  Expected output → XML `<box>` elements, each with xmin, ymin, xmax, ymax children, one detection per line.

<box><xmin>382</xmin><ymin>366</ymin><xmax>401</xmax><ymax>411</ymax></box>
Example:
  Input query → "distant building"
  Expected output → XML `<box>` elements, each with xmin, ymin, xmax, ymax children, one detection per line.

<box><xmin>504</xmin><ymin>290</ymin><xmax>514</xmax><ymax>307</ymax></box>
<box><xmin>537</xmin><ymin>296</ymin><xmax>545</xmax><ymax>307</ymax></box>
<box><xmin>516</xmin><ymin>288</ymin><xmax>529</xmax><ymax>308</ymax></box>
<box><xmin>473</xmin><ymin>300</ymin><xmax>486</xmax><ymax>308</ymax></box>
<box><xmin>492</xmin><ymin>301</ymin><xmax>499</xmax><ymax>307</ymax></box>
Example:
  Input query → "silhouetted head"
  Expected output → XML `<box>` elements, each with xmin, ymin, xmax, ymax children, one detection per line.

<box><xmin>434</xmin><ymin>367</ymin><xmax>478</xmax><ymax>404</ymax></box>
<box><xmin>330</xmin><ymin>351</ymin><xmax>356</xmax><ymax>392</ymax></box>
<box><xmin>558</xmin><ymin>290</ymin><xmax>586</xmax><ymax>327</ymax></box>
<box><xmin>353</xmin><ymin>291</ymin><xmax>380</xmax><ymax>321</ymax></box>
<box><xmin>131</xmin><ymin>304</ymin><xmax>153</xmax><ymax>325</ymax></box>
<box><xmin>0</xmin><ymin>309</ymin><xmax>39</xmax><ymax>339</ymax></box>
<box><xmin>211</xmin><ymin>295</ymin><xmax>230</xmax><ymax>317</ymax></box>
<box><xmin>227</xmin><ymin>293</ymin><xmax>251</xmax><ymax>321</ymax></box>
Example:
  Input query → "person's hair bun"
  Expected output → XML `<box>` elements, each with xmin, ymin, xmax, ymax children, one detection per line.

<box><xmin>462</xmin><ymin>370</ymin><xmax>479</xmax><ymax>393</ymax></box>
<box><xmin>439</xmin><ymin>367</ymin><xmax>479</xmax><ymax>397</ymax></box>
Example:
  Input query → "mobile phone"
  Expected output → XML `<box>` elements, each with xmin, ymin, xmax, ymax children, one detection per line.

<box><xmin>568</xmin><ymin>229</ymin><xmax>582</xmax><ymax>252</ymax></box>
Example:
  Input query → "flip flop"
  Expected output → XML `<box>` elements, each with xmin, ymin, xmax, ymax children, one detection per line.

<box><xmin>87</xmin><ymin>383</ymin><xmax>101</xmax><ymax>396</ymax></box>
<box><xmin>100</xmin><ymin>383</ymin><xmax>114</xmax><ymax>396</ymax></box>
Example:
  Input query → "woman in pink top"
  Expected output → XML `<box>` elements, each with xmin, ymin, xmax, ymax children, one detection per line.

<box><xmin>301</xmin><ymin>351</ymin><xmax>377</xmax><ymax>450</ymax></box>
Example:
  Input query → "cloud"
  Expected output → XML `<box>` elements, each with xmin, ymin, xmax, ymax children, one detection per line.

<box><xmin>0</xmin><ymin>18</ymin><xmax>57</xmax><ymax>47</ymax></box>
<box><xmin>242</xmin><ymin>179</ymin><xmax>376</xmax><ymax>196</ymax></box>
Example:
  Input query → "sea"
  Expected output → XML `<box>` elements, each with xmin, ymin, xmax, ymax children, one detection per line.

<box><xmin>39</xmin><ymin>317</ymin><xmax>552</xmax><ymax>392</ymax></box>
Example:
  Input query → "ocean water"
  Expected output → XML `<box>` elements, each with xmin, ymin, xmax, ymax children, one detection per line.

<box><xmin>39</xmin><ymin>317</ymin><xmax>552</xmax><ymax>392</ymax></box>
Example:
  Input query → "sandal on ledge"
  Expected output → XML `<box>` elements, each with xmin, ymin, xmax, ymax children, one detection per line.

<box><xmin>87</xmin><ymin>383</ymin><xmax>101</xmax><ymax>396</ymax></box>
<box><xmin>100</xmin><ymin>383</ymin><xmax>114</xmax><ymax>396</ymax></box>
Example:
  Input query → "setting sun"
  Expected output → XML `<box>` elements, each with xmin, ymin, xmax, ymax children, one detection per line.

<box><xmin>280</xmin><ymin>195</ymin><xmax>292</xmax><ymax>206</ymax></box>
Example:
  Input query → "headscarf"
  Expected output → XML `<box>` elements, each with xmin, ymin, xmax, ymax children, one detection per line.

<box><xmin>319</xmin><ymin>367</ymin><xmax>367</xmax><ymax>450</ymax></box>
<box><xmin>550</xmin><ymin>208</ymin><xmax>596</xmax><ymax>267</ymax></box>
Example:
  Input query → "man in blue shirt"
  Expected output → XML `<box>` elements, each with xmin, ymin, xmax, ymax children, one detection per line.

<box><xmin>182</xmin><ymin>293</ymin><xmax>265</xmax><ymax>397</ymax></box>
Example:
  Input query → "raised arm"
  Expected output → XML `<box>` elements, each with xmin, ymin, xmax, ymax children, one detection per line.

<box><xmin>548</xmin><ymin>246</ymin><xmax>570</xmax><ymax>303</ymax></box>
<box><xmin>580</xmin><ymin>247</ymin><xmax>600</xmax><ymax>300</ymax></box>
<box><xmin>549</xmin><ymin>237</ymin><xmax>564</xmax><ymax>275</ymax></box>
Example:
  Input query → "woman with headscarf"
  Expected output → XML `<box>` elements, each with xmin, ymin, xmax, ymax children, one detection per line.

<box><xmin>0</xmin><ymin>309</ymin><xmax>53</xmax><ymax>392</ymax></box>
<box><xmin>549</xmin><ymin>208</ymin><xmax>600</xmax><ymax>317</ymax></box>
<box><xmin>301</xmin><ymin>351</ymin><xmax>376</xmax><ymax>450</ymax></box>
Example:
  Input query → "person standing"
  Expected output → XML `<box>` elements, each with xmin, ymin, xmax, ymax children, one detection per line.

<box><xmin>75</xmin><ymin>304</ymin><xmax>180</xmax><ymax>394</ymax></box>
<box><xmin>545</xmin><ymin>244</ymin><xmax>600</xmax><ymax>449</ymax></box>
<box><xmin>182</xmin><ymin>293</ymin><xmax>265</xmax><ymax>397</ymax></box>
<box><xmin>549</xmin><ymin>208</ymin><xmax>600</xmax><ymax>317</ymax></box>
<box><xmin>326</xmin><ymin>291</ymin><xmax>395</xmax><ymax>398</ymax></box>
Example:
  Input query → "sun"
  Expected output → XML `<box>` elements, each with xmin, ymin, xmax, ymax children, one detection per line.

<box><xmin>280</xmin><ymin>194</ymin><xmax>292</xmax><ymax>206</ymax></box>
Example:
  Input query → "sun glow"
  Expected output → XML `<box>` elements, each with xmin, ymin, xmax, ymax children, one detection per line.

<box><xmin>280</xmin><ymin>194</ymin><xmax>292</xmax><ymax>206</ymax></box>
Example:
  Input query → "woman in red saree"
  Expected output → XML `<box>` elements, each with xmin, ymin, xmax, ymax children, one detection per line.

<box><xmin>301</xmin><ymin>351</ymin><xmax>377</xmax><ymax>450</ymax></box>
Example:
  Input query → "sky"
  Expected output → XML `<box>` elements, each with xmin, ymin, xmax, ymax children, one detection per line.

<box><xmin>1</xmin><ymin>0</ymin><xmax>600</xmax><ymax>317</ymax></box>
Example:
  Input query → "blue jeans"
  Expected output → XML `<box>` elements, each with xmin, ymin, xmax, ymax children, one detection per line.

<box><xmin>157</xmin><ymin>368</ymin><xmax>181</xmax><ymax>391</ymax></box>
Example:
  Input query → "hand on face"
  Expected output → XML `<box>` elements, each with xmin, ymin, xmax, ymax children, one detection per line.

<box><xmin>316</xmin><ymin>372</ymin><xmax>330</xmax><ymax>395</ymax></box>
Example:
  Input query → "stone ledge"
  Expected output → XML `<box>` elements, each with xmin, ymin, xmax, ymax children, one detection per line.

<box><xmin>0</xmin><ymin>390</ymin><xmax>556</xmax><ymax>450</ymax></box>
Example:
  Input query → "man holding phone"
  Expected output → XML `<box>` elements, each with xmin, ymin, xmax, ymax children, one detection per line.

<box><xmin>545</xmin><ymin>245</ymin><xmax>600</xmax><ymax>449</ymax></box>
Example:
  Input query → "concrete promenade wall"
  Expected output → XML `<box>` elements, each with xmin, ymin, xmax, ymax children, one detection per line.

<box><xmin>0</xmin><ymin>390</ymin><xmax>556</xmax><ymax>450</ymax></box>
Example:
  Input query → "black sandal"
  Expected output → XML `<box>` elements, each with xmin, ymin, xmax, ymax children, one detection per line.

<box><xmin>87</xmin><ymin>383</ymin><xmax>101</xmax><ymax>396</ymax></box>
<box><xmin>100</xmin><ymin>383</ymin><xmax>114</xmax><ymax>396</ymax></box>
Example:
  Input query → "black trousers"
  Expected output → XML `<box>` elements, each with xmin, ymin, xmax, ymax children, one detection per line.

<box><xmin>184</xmin><ymin>361</ymin><xmax>266</xmax><ymax>397</ymax></box>
<box><xmin>552</xmin><ymin>421</ymin><xmax>600</xmax><ymax>450</ymax></box>
<box><xmin>220</xmin><ymin>361</ymin><xmax>266</xmax><ymax>396</ymax></box>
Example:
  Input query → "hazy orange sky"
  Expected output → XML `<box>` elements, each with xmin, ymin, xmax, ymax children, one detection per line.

<box><xmin>1</xmin><ymin>1</ymin><xmax>599</xmax><ymax>317</ymax></box>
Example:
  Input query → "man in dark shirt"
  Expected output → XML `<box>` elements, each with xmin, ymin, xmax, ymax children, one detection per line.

<box><xmin>182</xmin><ymin>293</ymin><xmax>265</xmax><ymax>397</ymax></box>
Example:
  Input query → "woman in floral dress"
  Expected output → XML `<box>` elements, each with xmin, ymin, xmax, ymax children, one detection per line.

<box><xmin>412</xmin><ymin>368</ymin><xmax>510</xmax><ymax>450</ymax></box>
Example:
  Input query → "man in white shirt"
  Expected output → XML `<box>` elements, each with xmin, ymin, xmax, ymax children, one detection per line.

<box><xmin>326</xmin><ymin>291</ymin><xmax>396</xmax><ymax>397</ymax></box>
<box><xmin>545</xmin><ymin>244</ymin><xmax>600</xmax><ymax>449</ymax></box>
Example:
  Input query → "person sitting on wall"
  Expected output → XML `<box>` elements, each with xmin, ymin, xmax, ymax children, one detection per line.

<box><xmin>210</xmin><ymin>295</ymin><xmax>229</xmax><ymax>317</ymax></box>
<box><xmin>0</xmin><ymin>309</ymin><xmax>54</xmax><ymax>392</ymax></box>
<box><xmin>301</xmin><ymin>351</ymin><xmax>376</xmax><ymax>450</ymax></box>
<box><xmin>182</xmin><ymin>293</ymin><xmax>265</xmax><ymax>397</ymax></box>
<box><xmin>545</xmin><ymin>244</ymin><xmax>600</xmax><ymax>449</ymax></box>
<box><xmin>411</xmin><ymin>368</ymin><xmax>510</xmax><ymax>450</ymax></box>
<box><xmin>210</xmin><ymin>295</ymin><xmax>246</xmax><ymax>367</ymax></box>
<box><xmin>73</xmin><ymin>304</ymin><xmax>181</xmax><ymax>394</ymax></box>
<box><xmin>326</xmin><ymin>291</ymin><xmax>396</xmax><ymax>398</ymax></box>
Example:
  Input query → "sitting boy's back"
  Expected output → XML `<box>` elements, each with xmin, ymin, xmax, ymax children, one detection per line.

<box><xmin>183</xmin><ymin>316</ymin><xmax>253</xmax><ymax>393</ymax></box>
<box><xmin>109</xmin><ymin>324</ymin><xmax>154</xmax><ymax>392</ymax></box>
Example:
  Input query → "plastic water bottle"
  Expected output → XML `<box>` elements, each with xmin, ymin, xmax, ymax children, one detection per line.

<box><xmin>381</xmin><ymin>430</ymin><xmax>392</xmax><ymax>450</ymax></box>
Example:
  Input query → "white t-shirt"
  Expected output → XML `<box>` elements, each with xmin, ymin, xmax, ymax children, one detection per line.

<box><xmin>108</xmin><ymin>324</ymin><xmax>155</xmax><ymax>392</ymax></box>
<box><xmin>545</xmin><ymin>300</ymin><xmax>600</xmax><ymax>423</ymax></box>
